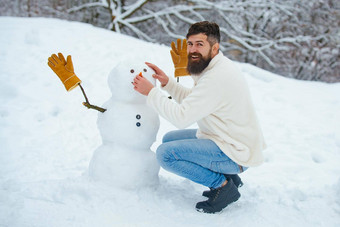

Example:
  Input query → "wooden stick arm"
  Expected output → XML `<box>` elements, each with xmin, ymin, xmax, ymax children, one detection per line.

<box><xmin>79</xmin><ymin>84</ymin><xmax>107</xmax><ymax>113</ymax></box>
<box><xmin>82</xmin><ymin>102</ymin><xmax>106</xmax><ymax>113</ymax></box>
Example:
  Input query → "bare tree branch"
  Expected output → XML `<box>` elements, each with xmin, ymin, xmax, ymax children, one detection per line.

<box><xmin>22</xmin><ymin>0</ymin><xmax>338</xmax><ymax>82</ymax></box>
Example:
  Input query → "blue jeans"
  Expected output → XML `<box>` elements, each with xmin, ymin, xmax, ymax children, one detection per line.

<box><xmin>156</xmin><ymin>129</ymin><xmax>247</xmax><ymax>189</ymax></box>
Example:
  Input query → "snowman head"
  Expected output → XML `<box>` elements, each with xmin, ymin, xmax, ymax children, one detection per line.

<box><xmin>108</xmin><ymin>61</ymin><xmax>156</xmax><ymax>102</ymax></box>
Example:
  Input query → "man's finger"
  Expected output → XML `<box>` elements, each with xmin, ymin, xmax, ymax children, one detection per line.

<box><xmin>145</xmin><ymin>62</ymin><xmax>161</xmax><ymax>73</ymax></box>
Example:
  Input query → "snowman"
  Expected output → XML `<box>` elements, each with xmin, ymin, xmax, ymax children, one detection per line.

<box><xmin>88</xmin><ymin>61</ymin><xmax>160</xmax><ymax>189</ymax></box>
<box><xmin>47</xmin><ymin>53</ymin><xmax>160</xmax><ymax>189</ymax></box>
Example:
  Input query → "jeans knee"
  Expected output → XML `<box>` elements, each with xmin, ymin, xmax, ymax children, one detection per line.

<box><xmin>156</xmin><ymin>144</ymin><xmax>173</xmax><ymax>167</ymax></box>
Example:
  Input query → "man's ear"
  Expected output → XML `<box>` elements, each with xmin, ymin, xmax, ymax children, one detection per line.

<box><xmin>212</xmin><ymin>43</ymin><xmax>220</xmax><ymax>56</ymax></box>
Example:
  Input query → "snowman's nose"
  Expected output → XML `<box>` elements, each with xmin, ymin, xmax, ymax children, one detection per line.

<box><xmin>138</xmin><ymin>72</ymin><xmax>143</xmax><ymax>77</ymax></box>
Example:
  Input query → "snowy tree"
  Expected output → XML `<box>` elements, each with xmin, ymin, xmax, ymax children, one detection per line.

<box><xmin>67</xmin><ymin>0</ymin><xmax>152</xmax><ymax>40</ymax></box>
<box><xmin>1</xmin><ymin>0</ymin><xmax>339</xmax><ymax>82</ymax></box>
<box><xmin>64</xmin><ymin>0</ymin><xmax>339</xmax><ymax>82</ymax></box>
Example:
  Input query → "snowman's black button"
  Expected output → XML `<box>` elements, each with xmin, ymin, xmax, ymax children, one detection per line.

<box><xmin>136</xmin><ymin>122</ymin><xmax>141</xmax><ymax>127</ymax></box>
<box><xmin>136</xmin><ymin>114</ymin><xmax>141</xmax><ymax>119</ymax></box>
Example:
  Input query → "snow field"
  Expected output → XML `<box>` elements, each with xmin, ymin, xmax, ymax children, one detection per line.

<box><xmin>0</xmin><ymin>17</ymin><xmax>339</xmax><ymax>226</ymax></box>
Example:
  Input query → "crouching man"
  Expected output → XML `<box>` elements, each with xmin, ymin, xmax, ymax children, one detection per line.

<box><xmin>132</xmin><ymin>21</ymin><xmax>266</xmax><ymax>213</ymax></box>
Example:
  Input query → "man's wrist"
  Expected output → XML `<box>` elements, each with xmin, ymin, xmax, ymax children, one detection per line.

<box><xmin>161</xmin><ymin>82</ymin><xmax>168</xmax><ymax>87</ymax></box>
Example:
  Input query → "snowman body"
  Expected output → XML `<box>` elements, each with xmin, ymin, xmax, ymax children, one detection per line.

<box><xmin>89</xmin><ymin>61</ymin><xmax>160</xmax><ymax>189</ymax></box>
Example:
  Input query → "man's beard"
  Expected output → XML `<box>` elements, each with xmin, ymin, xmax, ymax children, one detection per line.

<box><xmin>187</xmin><ymin>51</ymin><xmax>212</xmax><ymax>75</ymax></box>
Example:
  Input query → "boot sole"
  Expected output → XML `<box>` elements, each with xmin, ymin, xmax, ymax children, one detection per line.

<box><xmin>196</xmin><ymin>191</ymin><xmax>241</xmax><ymax>214</ymax></box>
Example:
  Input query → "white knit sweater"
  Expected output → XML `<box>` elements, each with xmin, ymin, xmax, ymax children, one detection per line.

<box><xmin>147</xmin><ymin>52</ymin><xmax>266</xmax><ymax>167</ymax></box>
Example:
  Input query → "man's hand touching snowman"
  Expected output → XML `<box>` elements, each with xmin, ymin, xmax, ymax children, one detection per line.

<box><xmin>133</xmin><ymin>38</ymin><xmax>187</xmax><ymax>95</ymax></box>
<box><xmin>133</xmin><ymin>62</ymin><xmax>169</xmax><ymax>96</ymax></box>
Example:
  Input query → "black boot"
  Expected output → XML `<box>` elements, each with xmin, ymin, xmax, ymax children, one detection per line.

<box><xmin>202</xmin><ymin>174</ymin><xmax>243</xmax><ymax>197</ymax></box>
<box><xmin>196</xmin><ymin>178</ymin><xmax>240</xmax><ymax>214</ymax></box>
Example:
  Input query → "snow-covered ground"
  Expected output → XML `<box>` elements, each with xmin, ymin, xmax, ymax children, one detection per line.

<box><xmin>0</xmin><ymin>17</ymin><xmax>339</xmax><ymax>227</ymax></box>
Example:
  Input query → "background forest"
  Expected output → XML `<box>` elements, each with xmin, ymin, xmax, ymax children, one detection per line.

<box><xmin>1</xmin><ymin>0</ymin><xmax>339</xmax><ymax>82</ymax></box>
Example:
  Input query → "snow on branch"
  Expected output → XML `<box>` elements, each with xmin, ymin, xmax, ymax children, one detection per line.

<box><xmin>119</xmin><ymin>0</ymin><xmax>148</xmax><ymax>20</ymax></box>
<box><xmin>64</xmin><ymin>0</ymin><xmax>339</xmax><ymax>82</ymax></box>
<box><xmin>67</xmin><ymin>2</ymin><xmax>104</xmax><ymax>13</ymax></box>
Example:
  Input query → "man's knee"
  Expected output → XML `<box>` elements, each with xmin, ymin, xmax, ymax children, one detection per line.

<box><xmin>156</xmin><ymin>144</ymin><xmax>174</xmax><ymax>167</ymax></box>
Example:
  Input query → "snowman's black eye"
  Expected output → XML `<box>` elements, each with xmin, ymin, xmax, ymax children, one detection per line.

<box><xmin>130</xmin><ymin>69</ymin><xmax>134</xmax><ymax>73</ymax></box>
<box><xmin>143</xmin><ymin>68</ymin><xmax>147</xmax><ymax>72</ymax></box>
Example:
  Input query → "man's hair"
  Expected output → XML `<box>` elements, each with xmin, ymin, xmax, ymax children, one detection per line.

<box><xmin>186</xmin><ymin>21</ymin><xmax>220</xmax><ymax>46</ymax></box>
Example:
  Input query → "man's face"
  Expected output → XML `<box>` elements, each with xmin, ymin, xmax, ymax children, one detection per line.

<box><xmin>186</xmin><ymin>33</ymin><xmax>213</xmax><ymax>75</ymax></box>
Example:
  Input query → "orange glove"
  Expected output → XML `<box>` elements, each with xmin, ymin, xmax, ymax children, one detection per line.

<box><xmin>47</xmin><ymin>53</ymin><xmax>81</xmax><ymax>91</ymax></box>
<box><xmin>170</xmin><ymin>39</ymin><xmax>189</xmax><ymax>77</ymax></box>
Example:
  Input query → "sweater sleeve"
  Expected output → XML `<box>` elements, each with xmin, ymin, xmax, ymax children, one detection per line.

<box><xmin>147</xmin><ymin>75</ymin><xmax>222</xmax><ymax>129</ymax></box>
<box><xmin>161</xmin><ymin>77</ymin><xmax>192</xmax><ymax>103</ymax></box>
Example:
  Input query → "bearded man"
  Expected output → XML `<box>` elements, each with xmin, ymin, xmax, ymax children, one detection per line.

<box><xmin>132</xmin><ymin>21</ymin><xmax>266</xmax><ymax>213</ymax></box>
